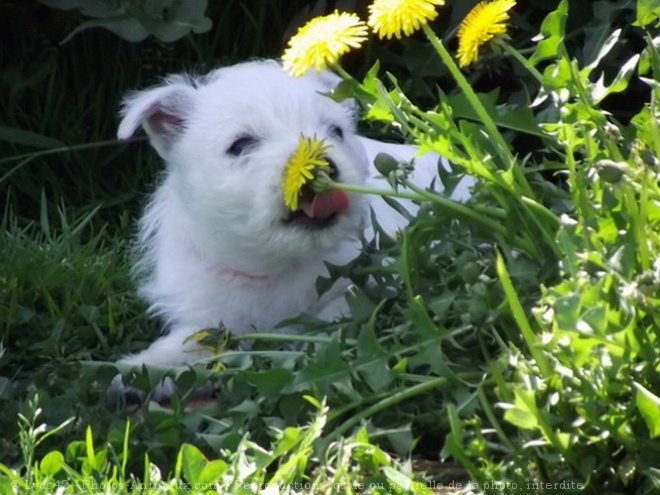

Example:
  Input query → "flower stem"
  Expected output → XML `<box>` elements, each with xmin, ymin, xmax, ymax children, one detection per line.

<box><xmin>330</xmin><ymin>176</ymin><xmax>543</xmax><ymax>255</ymax></box>
<box><xmin>330</xmin><ymin>63</ymin><xmax>354</xmax><ymax>81</ymax></box>
<box><xmin>232</xmin><ymin>332</ymin><xmax>354</xmax><ymax>346</ymax></box>
<box><xmin>422</xmin><ymin>24</ymin><xmax>534</xmax><ymax>199</ymax></box>
<box><xmin>495</xmin><ymin>250</ymin><xmax>553</xmax><ymax>379</ymax></box>
<box><xmin>496</xmin><ymin>39</ymin><xmax>544</xmax><ymax>84</ymax></box>
<box><xmin>327</xmin><ymin>178</ymin><xmax>511</xmax><ymax>239</ymax></box>
<box><xmin>399</xmin><ymin>177</ymin><xmax>508</xmax><ymax>233</ymax></box>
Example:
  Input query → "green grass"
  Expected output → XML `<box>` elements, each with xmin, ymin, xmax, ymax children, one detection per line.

<box><xmin>2</xmin><ymin>396</ymin><xmax>446</xmax><ymax>495</ymax></box>
<box><xmin>2</xmin><ymin>0</ymin><xmax>660</xmax><ymax>494</ymax></box>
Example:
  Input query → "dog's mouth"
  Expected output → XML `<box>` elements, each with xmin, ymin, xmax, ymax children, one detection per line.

<box><xmin>283</xmin><ymin>182</ymin><xmax>350</xmax><ymax>230</ymax></box>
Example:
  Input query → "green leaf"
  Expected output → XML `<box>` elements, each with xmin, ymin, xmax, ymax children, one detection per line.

<box><xmin>61</xmin><ymin>18</ymin><xmax>149</xmax><ymax>44</ymax></box>
<box><xmin>180</xmin><ymin>443</ymin><xmax>208</xmax><ymax>484</ymax></box>
<box><xmin>332</xmin><ymin>61</ymin><xmax>380</xmax><ymax>105</ymax></box>
<box><xmin>591</xmin><ymin>54</ymin><xmax>641</xmax><ymax>104</ymax></box>
<box><xmin>38</xmin><ymin>0</ymin><xmax>113</xmax><ymax>16</ymax></box>
<box><xmin>271</xmin><ymin>407</ymin><xmax>327</xmax><ymax>484</ymax></box>
<box><xmin>272</xmin><ymin>426</ymin><xmax>305</xmax><ymax>456</ymax></box>
<box><xmin>245</xmin><ymin>368</ymin><xmax>292</xmax><ymax>399</ymax></box>
<box><xmin>197</xmin><ymin>460</ymin><xmax>228</xmax><ymax>486</ymax></box>
<box><xmin>441</xmin><ymin>405</ymin><xmax>487</xmax><ymax>485</ymax></box>
<box><xmin>639</xmin><ymin>34</ymin><xmax>660</xmax><ymax>76</ymax></box>
<box><xmin>540</xmin><ymin>57</ymin><xmax>573</xmax><ymax>92</ymax></box>
<box><xmin>303</xmin><ymin>395</ymin><xmax>321</xmax><ymax>409</ymax></box>
<box><xmin>503</xmin><ymin>389</ymin><xmax>540</xmax><ymax>431</ymax></box>
<box><xmin>39</xmin><ymin>450</ymin><xmax>64</xmax><ymax>476</ymax></box>
<box><xmin>228</xmin><ymin>399</ymin><xmax>260</xmax><ymax>416</ymax></box>
<box><xmin>445</xmin><ymin>90</ymin><xmax>544</xmax><ymax>139</ymax></box>
<box><xmin>635</xmin><ymin>0</ymin><xmax>660</xmax><ymax>26</ymax></box>
<box><xmin>65</xmin><ymin>440</ymin><xmax>86</xmax><ymax>464</ymax></box>
<box><xmin>503</xmin><ymin>406</ymin><xmax>539</xmax><ymax>431</ymax></box>
<box><xmin>84</xmin><ymin>426</ymin><xmax>96</xmax><ymax>468</ymax></box>
<box><xmin>288</xmin><ymin>340</ymin><xmax>359</xmax><ymax>400</ymax></box>
<box><xmin>0</xmin><ymin>125</ymin><xmax>66</xmax><ymax>149</ymax></box>
<box><xmin>496</xmin><ymin>251</ymin><xmax>552</xmax><ymax>378</ymax></box>
<box><xmin>345</xmin><ymin>285</ymin><xmax>376</xmax><ymax>323</ymax></box>
<box><xmin>528</xmin><ymin>0</ymin><xmax>569</xmax><ymax>66</ymax></box>
<box><xmin>382</xmin><ymin>465</ymin><xmax>413</xmax><ymax>491</ymax></box>
<box><xmin>634</xmin><ymin>382</ymin><xmax>660</xmax><ymax>438</ymax></box>
<box><xmin>631</xmin><ymin>105</ymin><xmax>660</xmax><ymax>155</ymax></box>
<box><xmin>584</xmin><ymin>28</ymin><xmax>621</xmax><ymax>72</ymax></box>
<box><xmin>356</xmin><ymin>322</ymin><xmax>393</xmax><ymax>392</ymax></box>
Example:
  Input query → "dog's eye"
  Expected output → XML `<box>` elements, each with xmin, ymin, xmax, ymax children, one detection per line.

<box><xmin>227</xmin><ymin>136</ymin><xmax>258</xmax><ymax>155</ymax></box>
<box><xmin>329</xmin><ymin>125</ymin><xmax>344</xmax><ymax>140</ymax></box>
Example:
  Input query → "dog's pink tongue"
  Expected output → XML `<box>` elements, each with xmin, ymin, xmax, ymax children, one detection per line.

<box><xmin>302</xmin><ymin>190</ymin><xmax>349</xmax><ymax>219</ymax></box>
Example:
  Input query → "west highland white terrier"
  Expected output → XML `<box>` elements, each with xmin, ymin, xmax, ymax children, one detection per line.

<box><xmin>116</xmin><ymin>60</ymin><xmax>471</xmax><ymax>380</ymax></box>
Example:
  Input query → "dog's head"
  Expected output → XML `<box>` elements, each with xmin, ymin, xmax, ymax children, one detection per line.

<box><xmin>118</xmin><ymin>60</ymin><xmax>369</xmax><ymax>268</ymax></box>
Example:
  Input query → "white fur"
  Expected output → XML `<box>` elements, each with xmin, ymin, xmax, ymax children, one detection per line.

<box><xmin>117</xmin><ymin>60</ymin><xmax>472</xmax><ymax>370</ymax></box>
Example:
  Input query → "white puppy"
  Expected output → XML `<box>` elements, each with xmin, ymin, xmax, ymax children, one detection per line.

<box><xmin>117</xmin><ymin>60</ymin><xmax>471</xmax><ymax>372</ymax></box>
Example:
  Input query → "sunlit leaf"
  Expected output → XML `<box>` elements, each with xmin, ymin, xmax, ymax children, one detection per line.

<box><xmin>180</xmin><ymin>443</ymin><xmax>208</xmax><ymax>484</ymax></box>
<box><xmin>39</xmin><ymin>450</ymin><xmax>64</xmax><ymax>476</ymax></box>
<box><xmin>635</xmin><ymin>0</ymin><xmax>660</xmax><ymax>26</ymax></box>
<box><xmin>528</xmin><ymin>0</ymin><xmax>569</xmax><ymax>66</ymax></box>
<box><xmin>503</xmin><ymin>389</ymin><xmax>540</xmax><ymax>430</ymax></box>
<box><xmin>635</xmin><ymin>383</ymin><xmax>660</xmax><ymax>438</ymax></box>
<box><xmin>591</xmin><ymin>54</ymin><xmax>641</xmax><ymax>104</ymax></box>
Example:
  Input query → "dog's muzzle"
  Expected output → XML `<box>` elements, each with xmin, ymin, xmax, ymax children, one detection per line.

<box><xmin>283</xmin><ymin>159</ymin><xmax>349</xmax><ymax>230</ymax></box>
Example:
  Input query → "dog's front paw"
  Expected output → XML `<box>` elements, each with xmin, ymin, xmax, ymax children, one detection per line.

<box><xmin>106</xmin><ymin>373</ymin><xmax>139</xmax><ymax>409</ymax></box>
<box><xmin>106</xmin><ymin>372</ymin><xmax>178</xmax><ymax>408</ymax></box>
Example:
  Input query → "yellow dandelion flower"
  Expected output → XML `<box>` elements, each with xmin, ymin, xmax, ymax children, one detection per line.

<box><xmin>368</xmin><ymin>0</ymin><xmax>445</xmax><ymax>40</ymax></box>
<box><xmin>282</xmin><ymin>136</ymin><xmax>331</xmax><ymax>211</ymax></box>
<box><xmin>282</xmin><ymin>10</ymin><xmax>368</xmax><ymax>77</ymax></box>
<box><xmin>456</xmin><ymin>0</ymin><xmax>516</xmax><ymax>68</ymax></box>
<box><xmin>184</xmin><ymin>326</ymin><xmax>233</xmax><ymax>370</ymax></box>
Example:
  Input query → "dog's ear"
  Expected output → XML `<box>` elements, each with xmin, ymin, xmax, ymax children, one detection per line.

<box><xmin>117</xmin><ymin>79</ymin><xmax>196</xmax><ymax>158</ymax></box>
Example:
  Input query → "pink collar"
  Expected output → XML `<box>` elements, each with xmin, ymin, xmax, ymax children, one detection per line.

<box><xmin>213</xmin><ymin>266</ymin><xmax>271</xmax><ymax>282</ymax></box>
<box><xmin>189</xmin><ymin>244</ymin><xmax>271</xmax><ymax>282</ymax></box>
